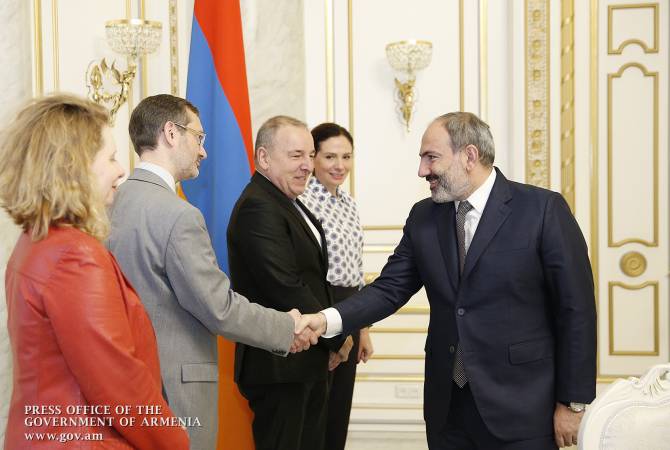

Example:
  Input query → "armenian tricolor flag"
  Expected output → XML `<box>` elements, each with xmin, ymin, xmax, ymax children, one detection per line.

<box><xmin>184</xmin><ymin>1</ymin><xmax>255</xmax><ymax>449</ymax></box>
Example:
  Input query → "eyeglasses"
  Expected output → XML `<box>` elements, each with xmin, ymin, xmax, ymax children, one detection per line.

<box><xmin>173</xmin><ymin>122</ymin><xmax>206</xmax><ymax>146</ymax></box>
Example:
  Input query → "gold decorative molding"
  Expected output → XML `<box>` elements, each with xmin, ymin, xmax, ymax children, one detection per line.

<box><xmin>479</xmin><ymin>0</ymin><xmax>488</xmax><ymax>119</ymax></box>
<box><xmin>607</xmin><ymin>62</ymin><xmax>658</xmax><ymax>247</ymax></box>
<box><xmin>356</xmin><ymin>374</ymin><xmax>424</xmax><ymax>382</ymax></box>
<box><xmin>597</xmin><ymin>373</ymin><xmax>656</xmax><ymax>383</ymax></box>
<box><xmin>608</xmin><ymin>281</ymin><xmax>659</xmax><ymax>356</ymax></box>
<box><xmin>325</xmin><ymin>0</ymin><xmax>334</xmax><ymax>122</ymax></box>
<box><xmin>363</xmin><ymin>245</ymin><xmax>396</xmax><ymax>254</ymax></box>
<box><xmin>525</xmin><ymin>0</ymin><xmax>550</xmax><ymax>188</ymax></box>
<box><xmin>169</xmin><ymin>0</ymin><xmax>179</xmax><ymax>96</ymax></box>
<box><xmin>370</xmin><ymin>327</ymin><xmax>427</xmax><ymax>334</ymax></box>
<box><xmin>560</xmin><ymin>0</ymin><xmax>575</xmax><ymax>212</ymax></box>
<box><xmin>590</xmin><ymin>0</ymin><xmax>601</xmax><ymax>379</ymax></box>
<box><xmin>51</xmin><ymin>0</ymin><xmax>59</xmax><ymax>91</ymax></box>
<box><xmin>140</xmin><ymin>0</ymin><xmax>148</xmax><ymax>99</ymax></box>
<box><xmin>397</xmin><ymin>306</ymin><xmax>430</xmax><ymax>315</ymax></box>
<box><xmin>607</xmin><ymin>3</ymin><xmax>659</xmax><ymax>54</ymax></box>
<box><xmin>125</xmin><ymin>2</ymin><xmax>134</xmax><ymax>171</ymax></box>
<box><xmin>363</xmin><ymin>272</ymin><xmax>379</xmax><ymax>285</ymax></box>
<box><xmin>363</xmin><ymin>225</ymin><xmax>403</xmax><ymax>231</ymax></box>
<box><xmin>347</xmin><ymin>0</ymin><xmax>355</xmax><ymax>196</ymax></box>
<box><xmin>460</xmin><ymin>0</ymin><xmax>464</xmax><ymax>110</ymax></box>
<box><xmin>33</xmin><ymin>0</ymin><xmax>44</xmax><ymax>95</ymax></box>
<box><xmin>619</xmin><ymin>251</ymin><xmax>647</xmax><ymax>277</ymax></box>
<box><xmin>597</xmin><ymin>375</ymin><xmax>630</xmax><ymax>384</ymax></box>
<box><xmin>371</xmin><ymin>354</ymin><xmax>425</xmax><ymax>360</ymax></box>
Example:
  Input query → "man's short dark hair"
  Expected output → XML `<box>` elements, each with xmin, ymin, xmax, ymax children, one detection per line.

<box><xmin>129</xmin><ymin>94</ymin><xmax>199</xmax><ymax>156</ymax></box>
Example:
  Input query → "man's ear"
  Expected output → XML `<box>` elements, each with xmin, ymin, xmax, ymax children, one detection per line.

<box><xmin>163</xmin><ymin>122</ymin><xmax>177</xmax><ymax>146</ymax></box>
<box><xmin>256</xmin><ymin>146</ymin><xmax>270</xmax><ymax>170</ymax></box>
<box><xmin>463</xmin><ymin>144</ymin><xmax>480</xmax><ymax>169</ymax></box>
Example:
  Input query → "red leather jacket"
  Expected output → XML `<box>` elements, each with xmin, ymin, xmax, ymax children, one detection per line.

<box><xmin>4</xmin><ymin>227</ymin><xmax>189</xmax><ymax>449</ymax></box>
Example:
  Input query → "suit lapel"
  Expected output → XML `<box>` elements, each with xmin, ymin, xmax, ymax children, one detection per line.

<box><xmin>296</xmin><ymin>199</ymin><xmax>328</xmax><ymax>266</ymax></box>
<box><xmin>435</xmin><ymin>202</ymin><xmax>460</xmax><ymax>292</ymax></box>
<box><xmin>461</xmin><ymin>170</ymin><xmax>512</xmax><ymax>280</ymax></box>
<box><xmin>251</xmin><ymin>173</ymin><xmax>325</xmax><ymax>258</ymax></box>
<box><xmin>281</xmin><ymin>196</ymin><xmax>321</xmax><ymax>253</ymax></box>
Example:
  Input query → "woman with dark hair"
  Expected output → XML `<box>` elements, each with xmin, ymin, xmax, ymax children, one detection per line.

<box><xmin>300</xmin><ymin>122</ymin><xmax>374</xmax><ymax>450</ymax></box>
<box><xmin>0</xmin><ymin>94</ymin><xmax>189</xmax><ymax>449</ymax></box>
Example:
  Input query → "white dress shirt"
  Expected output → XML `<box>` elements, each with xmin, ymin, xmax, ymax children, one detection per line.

<box><xmin>322</xmin><ymin>168</ymin><xmax>497</xmax><ymax>337</ymax></box>
<box><xmin>137</xmin><ymin>161</ymin><xmax>177</xmax><ymax>193</ymax></box>
<box><xmin>455</xmin><ymin>168</ymin><xmax>496</xmax><ymax>253</ymax></box>
<box><xmin>294</xmin><ymin>200</ymin><xmax>322</xmax><ymax>247</ymax></box>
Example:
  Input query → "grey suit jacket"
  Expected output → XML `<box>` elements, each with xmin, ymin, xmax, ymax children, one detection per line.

<box><xmin>107</xmin><ymin>168</ymin><xmax>294</xmax><ymax>450</ymax></box>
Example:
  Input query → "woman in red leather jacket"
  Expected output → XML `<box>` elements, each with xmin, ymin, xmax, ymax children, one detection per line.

<box><xmin>0</xmin><ymin>94</ymin><xmax>189</xmax><ymax>449</ymax></box>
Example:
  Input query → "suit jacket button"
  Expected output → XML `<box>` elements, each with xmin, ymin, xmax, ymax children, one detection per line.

<box><xmin>449</xmin><ymin>345</ymin><xmax>455</xmax><ymax>353</ymax></box>
<box><xmin>457</xmin><ymin>308</ymin><xmax>465</xmax><ymax>316</ymax></box>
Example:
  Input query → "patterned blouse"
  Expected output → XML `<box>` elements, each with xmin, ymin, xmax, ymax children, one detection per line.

<box><xmin>300</xmin><ymin>176</ymin><xmax>364</xmax><ymax>288</ymax></box>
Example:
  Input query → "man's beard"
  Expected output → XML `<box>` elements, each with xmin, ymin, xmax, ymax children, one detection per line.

<box><xmin>427</xmin><ymin>163</ymin><xmax>471</xmax><ymax>203</ymax></box>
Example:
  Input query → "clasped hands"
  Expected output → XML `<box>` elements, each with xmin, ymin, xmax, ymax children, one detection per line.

<box><xmin>287</xmin><ymin>310</ymin><xmax>353</xmax><ymax>368</ymax></box>
<box><xmin>287</xmin><ymin>310</ymin><xmax>328</xmax><ymax>353</ymax></box>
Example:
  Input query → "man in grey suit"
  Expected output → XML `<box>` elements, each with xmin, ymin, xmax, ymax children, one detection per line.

<box><xmin>108</xmin><ymin>95</ymin><xmax>316</xmax><ymax>450</ymax></box>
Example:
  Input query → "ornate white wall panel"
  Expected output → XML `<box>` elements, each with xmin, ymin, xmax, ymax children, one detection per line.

<box><xmin>594</xmin><ymin>0</ymin><xmax>669</xmax><ymax>379</ymax></box>
<box><xmin>608</xmin><ymin>63</ymin><xmax>657</xmax><ymax>247</ymax></box>
<box><xmin>609</xmin><ymin>282</ymin><xmax>658</xmax><ymax>355</ymax></box>
<box><xmin>608</xmin><ymin>3</ymin><xmax>658</xmax><ymax>54</ymax></box>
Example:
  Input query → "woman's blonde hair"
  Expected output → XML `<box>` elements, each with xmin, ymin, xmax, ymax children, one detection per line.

<box><xmin>0</xmin><ymin>94</ymin><xmax>111</xmax><ymax>241</ymax></box>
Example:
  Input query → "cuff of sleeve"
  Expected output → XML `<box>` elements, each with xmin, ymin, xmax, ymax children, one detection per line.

<box><xmin>321</xmin><ymin>307</ymin><xmax>343</xmax><ymax>338</ymax></box>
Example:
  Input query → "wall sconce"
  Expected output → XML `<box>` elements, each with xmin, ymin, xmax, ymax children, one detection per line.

<box><xmin>385</xmin><ymin>40</ymin><xmax>432</xmax><ymax>132</ymax></box>
<box><xmin>86</xmin><ymin>19</ymin><xmax>162</xmax><ymax>123</ymax></box>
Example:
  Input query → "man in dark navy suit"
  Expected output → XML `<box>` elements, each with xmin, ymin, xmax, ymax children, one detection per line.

<box><xmin>302</xmin><ymin>112</ymin><xmax>596</xmax><ymax>449</ymax></box>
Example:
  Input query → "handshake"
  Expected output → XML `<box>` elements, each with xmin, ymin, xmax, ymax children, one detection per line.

<box><xmin>286</xmin><ymin>310</ymin><xmax>328</xmax><ymax>353</ymax></box>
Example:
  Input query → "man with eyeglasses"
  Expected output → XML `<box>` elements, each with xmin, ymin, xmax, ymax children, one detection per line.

<box><xmin>107</xmin><ymin>94</ymin><xmax>320</xmax><ymax>450</ymax></box>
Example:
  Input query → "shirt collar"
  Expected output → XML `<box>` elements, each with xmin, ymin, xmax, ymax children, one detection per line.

<box><xmin>308</xmin><ymin>176</ymin><xmax>340</xmax><ymax>198</ymax></box>
<box><xmin>137</xmin><ymin>161</ymin><xmax>176</xmax><ymax>193</ymax></box>
<box><xmin>308</xmin><ymin>175</ymin><xmax>340</xmax><ymax>197</ymax></box>
<box><xmin>455</xmin><ymin>168</ymin><xmax>496</xmax><ymax>214</ymax></box>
